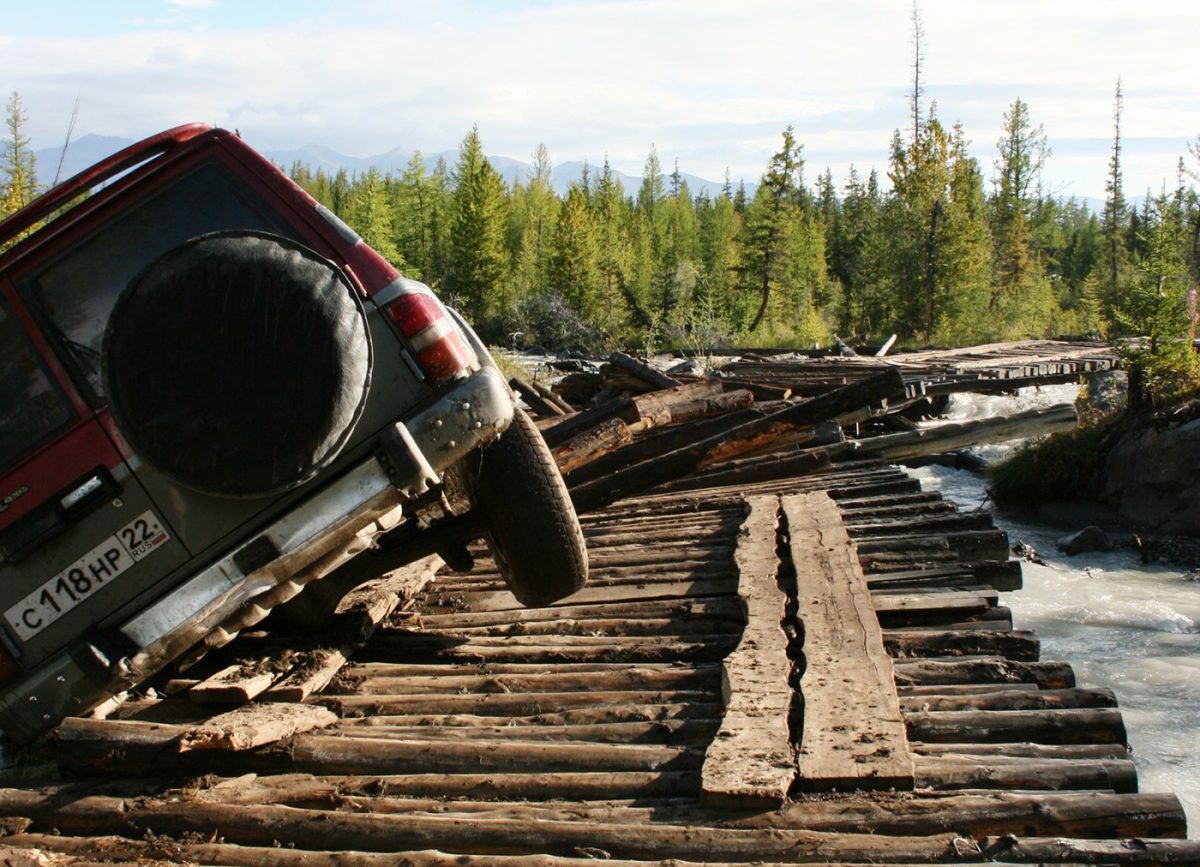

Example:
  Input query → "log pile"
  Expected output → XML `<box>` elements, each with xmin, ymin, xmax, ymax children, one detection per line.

<box><xmin>4</xmin><ymin>340</ymin><xmax>1197</xmax><ymax>866</ymax></box>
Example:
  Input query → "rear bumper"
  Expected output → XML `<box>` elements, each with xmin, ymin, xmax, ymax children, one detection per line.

<box><xmin>0</xmin><ymin>365</ymin><xmax>513</xmax><ymax>743</ymax></box>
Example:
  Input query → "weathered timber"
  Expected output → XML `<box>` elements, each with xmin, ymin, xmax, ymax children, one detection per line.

<box><xmin>262</xmin><ymin>649</ymin><xmax>349</xmax><ymax>703</ymax></box>
<box><xmin>848</xmin><ymin>403</ymin><xmax>1079</xmax><ymax>461</ymax></box>
<box><xmin>877</xmin><ymin>602</ymin><xmax>1014</xmax><ymax>631</ymax></box>
<box><xmin>852</xmin><ymin>529</ymin><xmax>1012</xmax><ymax>562</ymax></box>
<box><xmin>187</xmin><ymin>662</ymin><xmax>282</xmax><ymax>704</ymax></box>
<box><xmin>911</xmin><ymin>742</ymin><xmax>1130</xmax><ymax>759</ymax></box>
<box><xmin>551</xmin><ymin>417</ymin><xmax>632</xmax><ymax>475</ymax></box>
<box><xmin>173</xmin><ymin>702</ymin><xmax>337</xmax><ymax>751</ymax></box>
<box><xmin>651</xmin><ymin>448</ymin><xmax>830</xmax><ymax>496</ymax></box>
<box><xmin>334</xmin><ymin>719</ymin><xmax>721</xmax><ymax>745</ymax></box>
<box><xmin>847</xmin><ymin>512</ymin><xmax>996</xmax><ymax>536</ymax></box>
<box><xmin>564</xmin><ymin>405</ymin><xmax>779</xmax><ymax>486</ymax></box>
<box><xmin>571</xmin><ymin>368</ymin><xmax>905</xmax><ymax>512</ymax></box>
<box><xmin>785</xmin><ymin>492</ymin><xmax>915</xmax><ymax>791</ymax></box>
<box><xmin>56</xmin><ymin>718</ymin><xmax>703</xmax><ymax>776</ymax></box>
<box><xmin>914</xmin><ymin>754</ymin><xmax>1138</xmax><ymax>793</ymax></box>
<box><xmin>412</xmin><ymin>596</ymin><xmax>745</xmax><ymax>630</ymax></box>
<box><xmin>897</xmin><ymin>686</ymin><xmax>1118</xmax><ymax>713</ymax></box>
<box><xmin>630</xmin><ymin>388</ymin><xmax>756</xmax><ymax>433</ymax></box>
<box><xmin>0</xmin><ymin>793</ymin><xmax>979</xmax><ymax>862</ymax></box>
<box><xmin>355</xmin><ymin>633</ymin><xmax>741</xmax><ymax>664</ymax></box>
<box><xmin>906</xmin><ymin>708</ymin><xmax>1128</xmax><ymax>745</ymax></box>
<box><xmin>331</xmin><ymin>666</ymin><xmax>719</xmax><ymax>696</ymax></box>
<box><xmin>701</xmin><ymin>495</ymin><xmax>792</xmax><ymax>807</ymax></box>
<box><xmin>883</xmin><ymin>628</ymin><xmax>1040</xmax><ymax>661</ymax></box>
<box><xmin>543</xmin><ymin>380</ymin><xmax>725</xmax><ymax>448</ymax></box>
<box><xmin>873</xmin><ymin>587</ymin><xmax>999</xmax><ymax>612</ymax></box>
<box><xmin>531</xmin><ymin>377</ymin><xmax>576</xmax><ymax>413</ymax></box>
<box><xmin>325</xmin><ymin>690</ymin><xmax>721</xmax><ymax>716</ymax></box>
<box><xmin>609</xmin><ymin>350</ymin><xmax>682</xmax><ymax>390</ymax></box>
<box><xmin>979</xmin><ymin>834</ymin><xmax>1200</xmax><ymax>863</ymax></box>
<box><xmin>892</xmin><ymin>657</ymin><xmax>1076</xmax><ymax>688</ymax></box>
<box><xmin>510</xmin><ymin>377</ymin><xmax>566</xmax><ymax>417</ymax></box>
<box><xmin>865</xmin><ymin>560</ymin><xmax>1023</xmax><ymax>592</ymax></box>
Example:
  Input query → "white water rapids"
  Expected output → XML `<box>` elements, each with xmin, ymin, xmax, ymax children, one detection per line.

<box><xmin>908</xmin><ymin>386</ymin><xmax>1200</xmax><ymax>835</ymax></box>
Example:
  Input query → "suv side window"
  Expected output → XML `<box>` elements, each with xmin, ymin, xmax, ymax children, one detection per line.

<box><xmin>0</xmin><ymin>297</ymin><xmax>75</xmax><ymax>473</ymax></box>
<box><xmin>21</xmin><ymin>159</ymin><xmax>297</xmax><ymax>402</ymax></box>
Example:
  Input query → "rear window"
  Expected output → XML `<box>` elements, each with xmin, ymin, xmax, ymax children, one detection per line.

<box><xmin>0</xmin><ymin>297</ymin><xmax>75</xmax><ymax>472</ymax></box>
<box><xmin>20</xmin><ymin>159</ymin><xmax>296</xmax><ymax>401</ymax></box>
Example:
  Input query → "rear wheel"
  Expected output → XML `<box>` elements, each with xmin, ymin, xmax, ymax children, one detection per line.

<box><xmin>472</xmin><ymin>408</ymin><xmax>588</xmax><ymax>607</ymax></box>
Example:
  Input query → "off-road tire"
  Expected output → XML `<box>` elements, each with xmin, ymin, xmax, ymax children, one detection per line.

<box><xmin>104</xmin><ymin>231</ymin><xmax>371</xmax><ymax>498</ymax></box>
<box><xmin>473</xmin><ymin>407</ymin><xmax>588</xmax><ymax>607</ymax></box>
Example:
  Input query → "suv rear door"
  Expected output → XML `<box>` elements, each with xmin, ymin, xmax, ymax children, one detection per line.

<box><xmin>0</xmin><ymin>290</ymin><xmax>189</xmax><ymax>674</ymax></box>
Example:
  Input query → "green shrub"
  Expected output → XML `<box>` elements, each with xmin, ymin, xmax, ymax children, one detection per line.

<box><xmin>987</xmin><ymin>423</ymin><xmax>1111</xmax><ymax>509</ymax></box>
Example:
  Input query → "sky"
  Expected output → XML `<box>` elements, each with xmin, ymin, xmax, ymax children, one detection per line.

<box><xmin>3</xmin><ymin>0</ymin><xmax>1199</xmax><ymax>201</ymax></box>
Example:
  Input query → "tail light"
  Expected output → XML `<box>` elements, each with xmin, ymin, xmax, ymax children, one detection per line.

<box><xmin>382</xmin><ymin>284</ymin><xmax>477</xmax><ymax>384</ymax></box>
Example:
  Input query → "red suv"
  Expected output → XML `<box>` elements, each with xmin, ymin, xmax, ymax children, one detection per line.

<box><xmin>0</xmin><ymin>124</ymin><xmax>586</xmax><ymax>743</ymax></box>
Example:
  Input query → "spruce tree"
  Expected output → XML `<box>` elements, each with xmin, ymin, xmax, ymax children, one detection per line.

<box><xmin>1</xmin><ymin>92</ymin><xmax>38</xmax><ymax>218</ymax></box>
<box><xmin>448</xmin><ymin>126</ymin><xmax>509</xmax><ymax>323</ymax></box>
<box><xmin>1100</xmin><ymin>77</ymin><xmax>1129</xmax><ymax>314</ymax></box>
<box><xmin>740</xmin><ymin>126</ymin><xmax>806</xmax><ymax>332</ymax></box>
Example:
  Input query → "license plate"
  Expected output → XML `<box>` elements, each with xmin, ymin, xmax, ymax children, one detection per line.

<box><xmin>4</xmin><ymin>510</ymin><xmax>170</xmax><ymax>642</ymax></box>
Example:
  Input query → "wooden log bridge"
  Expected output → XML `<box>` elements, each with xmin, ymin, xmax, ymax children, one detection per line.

<box><xmin>4</xmin><ymin>340</ymin><xmax>1198</xmax><ymax>865</ymax></box>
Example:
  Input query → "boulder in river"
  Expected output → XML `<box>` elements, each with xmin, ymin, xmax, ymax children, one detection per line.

<box><xmin>1103</xmin><ymin>417</ymin><xmax>1200</xmax><ymax>535</ymax></box>
<box><xmin>1056</xmin><ymin>525</ymin><xmax>1112</xmax><ymax>556</ymax></box>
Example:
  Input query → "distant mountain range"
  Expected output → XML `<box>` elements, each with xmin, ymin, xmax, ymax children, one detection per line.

<box><xmin>33</xmin><ymin>133</ymin><xmax>746</xmax><ymax>199</ymax></box>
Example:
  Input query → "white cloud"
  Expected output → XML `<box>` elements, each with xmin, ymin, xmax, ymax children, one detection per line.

<box><xmin>9</xmin><ymin>0</ymin><xmax>1200</xmax><ymax>198</ymax></box>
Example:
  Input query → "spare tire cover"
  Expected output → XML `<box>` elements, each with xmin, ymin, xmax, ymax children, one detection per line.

<box><xmin>104</xmin><ymin>230</ymin><xmax>372</xmax><ymax>498</ymax></box>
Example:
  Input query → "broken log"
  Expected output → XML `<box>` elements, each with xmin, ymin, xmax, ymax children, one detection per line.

<box><xmin>551</xmin><ymin>418</ymin><xmax>632</xmax><ymax>475</ymax></box>
<box><xmin>608</xmin><ymin>350</ymin><xmax>681</xmax><ymax>390</ymax></box>
<box><xmin>849</xmin><ymin>403</ymin><xmax>1078</xmax><ymax>462</ymax></box>
<box><xmin>570</xmin><ymin>368</ymin><xmax>905</xmax><ymax>513</ymax></box>
<box><xmin>509</xmin><ymin>377</ymin><xmax>566</xmax><ymax>417</ymax></box>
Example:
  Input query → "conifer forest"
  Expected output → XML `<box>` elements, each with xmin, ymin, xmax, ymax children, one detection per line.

<box><xmin>4</xmin><ymin>74</ymin><xmax>1199</xmax><ymax>357</ymax></box>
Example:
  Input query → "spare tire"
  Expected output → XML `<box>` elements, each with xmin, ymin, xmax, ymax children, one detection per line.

<box><xmin>104</xmin><ymin>231</ymin><xmax>371</xmax><ymax>498</ymax></box>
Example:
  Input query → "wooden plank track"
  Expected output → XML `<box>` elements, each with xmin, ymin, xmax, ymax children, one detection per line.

<box><xmin>784</xmin><ymin>491</ymin><xmax>915</xmax><ymax>791</ymax></box>
<box><xmin>699</xmin><ymin>494</ymin><xmax>793</xmax><ymax>806</ymax></box>
<box><xmin>4</xmin><ymin>426</ymin><xmax>1200</xmax><ymax>863</ymax></box>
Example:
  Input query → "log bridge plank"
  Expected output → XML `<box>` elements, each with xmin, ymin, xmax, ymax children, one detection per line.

<box><xmin>700</xmin><ymin>495</ymin><xmax>793</xmax><ymax>807</ymax></box>
<box><xmin>785</xmin><ymin>491</ymin><xmax>915</xmax><ymax>791</ymax></box>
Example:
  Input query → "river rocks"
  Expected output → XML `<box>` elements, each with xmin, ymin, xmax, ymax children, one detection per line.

<box><xmin>1103</xmin><ymin>416</ymin><xmax>1200</xmax><ymax>535</ymax></box>
<box><xmin>1055</xmin><ymin>525</ymin><xmax>1113</xmax><ymax>556</ymax></box>
<box><xmin>1012</xmin><ymin>540</ymin><xmax>1047</xmax><ymax>565</ymax></box>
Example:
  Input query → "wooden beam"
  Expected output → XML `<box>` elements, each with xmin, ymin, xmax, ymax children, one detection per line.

<box><xmin>177</xmin><ymin>702</ymin><xmax>338</xmax><ymax>751</ymax></box>
<box><xmin>784</xmin><ymin>492</ymin><xmax>915</xmax><ymax>791</ymax></box>
<box><xmin>700</xmin><ymin>495</ymin><xmax>793</xmax><ymax>807</ymax></box>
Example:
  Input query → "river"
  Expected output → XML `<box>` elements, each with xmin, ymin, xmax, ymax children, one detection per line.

<box><xmin>907</xmin><ymin>386</ymin><xmax>1200</xmax><ymax>836</ymax></box>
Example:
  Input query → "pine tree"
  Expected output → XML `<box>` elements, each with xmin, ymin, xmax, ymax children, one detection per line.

<box><xmin>348</xmin><ymin>166</ymin><xmax>403</xmax><ymax>267</ymax></box>
<box><xmin>394</xmin><ymin>151</ymin><xmax>434</xmax><ymax>281</ymax></box>
<box><xmin>990</xmin><ymin>98</ymin><xmax>1053</xmax><ymax>335</ymax></box>
<box><xmin>1100</xmin><ymin>77</ymin><xmax>1129</xmax><ymax>314</ymax></box>
<box><xmin>448</xmin><ymin>126</ymin><xmax>509</xmax><ymax>323</ymax></box>
<box><xmin>592</xmin><ymin>157</ymin><xmax>637</xmax><ymax>332</ymax></box>
<box><xmin>740</xmin><ymin>126</ymin><xmax>807</xmax><ymax>331</ymax></box>
<box><xmin>509</xmin><ymin>143</ymin><xmax>560</xmax><ymax>301</ymax></box>
<box><xmin>1113</xmin><ymin>191</ymin><xmax>1200</xmax><ymax>402</ymax></box>
<box><xmin>1</xmin><ymin>92</ymin><xmax>38</xmax><ymax>218</ymax></box>
<box><xmin>884</xmin><ymin>112</ymin><xmax>992</xmax><ymax>341</ymax></box>
<box><xmin>549</xmin><ymin>185</ymin><xmax>600</xmax><ymax>319</ymax></box>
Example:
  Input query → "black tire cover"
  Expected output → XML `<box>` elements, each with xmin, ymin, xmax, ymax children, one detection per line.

<box><xmin>104</xmin><ymin>230</ymin><xmax>372</xmax><ymax>498</ymax></box>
